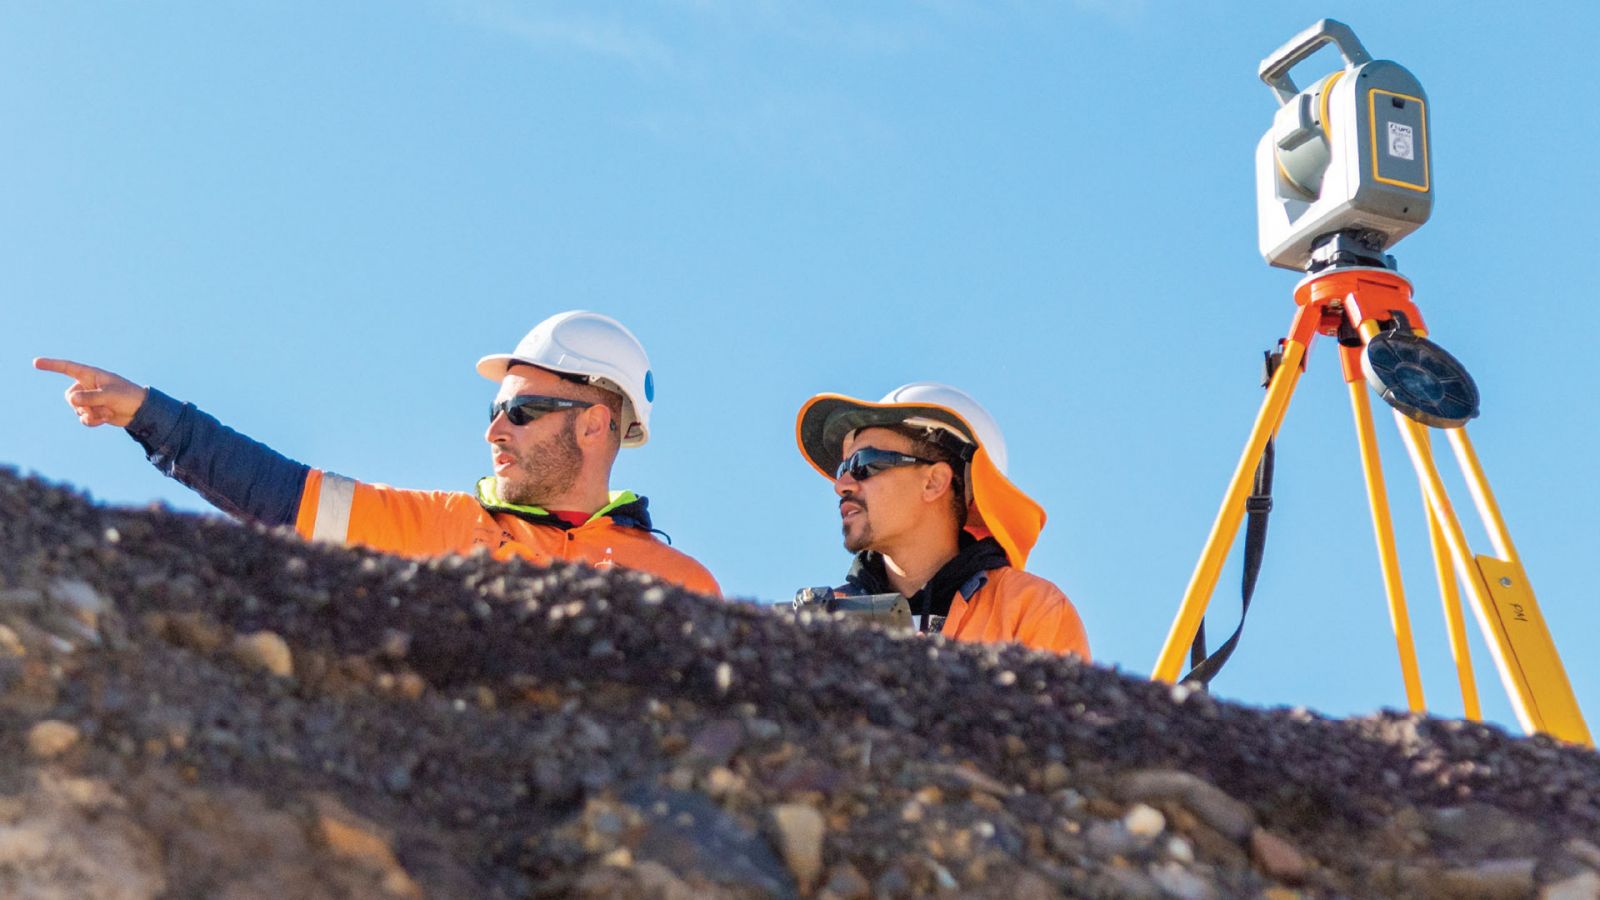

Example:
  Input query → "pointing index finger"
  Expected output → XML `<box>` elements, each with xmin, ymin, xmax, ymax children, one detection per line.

<box><xmin>33</xmin><ymin>358</ymin><xmax>97</xmax><ymax>380</ymax></box>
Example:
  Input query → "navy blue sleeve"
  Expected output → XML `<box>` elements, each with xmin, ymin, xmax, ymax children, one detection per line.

<box><xmin>125</xmin><ymin>387</ymin><xmax>312</xmax><ymax>527</ymax></box>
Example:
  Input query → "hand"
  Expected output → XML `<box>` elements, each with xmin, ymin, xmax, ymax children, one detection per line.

<box><xmin>33</xmin><ymin>358</ymin><xmax>149</xmax><ymax>428</ymax></box>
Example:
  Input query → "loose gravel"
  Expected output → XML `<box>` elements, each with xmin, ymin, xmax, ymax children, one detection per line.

<box><xmin>2</xmin><ymin>467</ymin><xmax>1598</xmax><ymax>898</ymax></box>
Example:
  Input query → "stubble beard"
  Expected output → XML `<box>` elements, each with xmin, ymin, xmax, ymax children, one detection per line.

<box><xmin>499</xmin><ymin>416</ymin><xmax>583</xmax><ymax>508</ymax></box>
<box><xmin>841</xmin><ymin>502</ymin><xmax>873</xmax><ymax>554</ymax></box>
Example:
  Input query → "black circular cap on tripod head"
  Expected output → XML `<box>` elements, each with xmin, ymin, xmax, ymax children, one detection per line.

<box><xmin>1362</xmin><ymin>331</ymin><xmax>1480</xmax><ymax>428</ymax></box>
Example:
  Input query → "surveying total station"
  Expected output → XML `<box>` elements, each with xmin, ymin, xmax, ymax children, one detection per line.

<box><xmin>1151</xmin><ymin>20</ymin><xmax>1592</xmax><ymax>747</ymax></box>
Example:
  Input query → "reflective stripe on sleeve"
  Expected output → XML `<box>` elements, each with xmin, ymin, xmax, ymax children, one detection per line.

<box><xmin>311</xmin><ymin>473</ymin><xmax>357</xmax><ymax>544</ymax></box>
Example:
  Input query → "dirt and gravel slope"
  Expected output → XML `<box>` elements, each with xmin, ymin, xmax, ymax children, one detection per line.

<box><xmin>2</xmin><ymin>467</ymin><xmax>1598</xmax><ymax>898</ymax></box>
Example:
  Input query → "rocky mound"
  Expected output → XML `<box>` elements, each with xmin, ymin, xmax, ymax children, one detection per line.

<box><xmin>2</xmin><ymin>467</ymin><xmax>1598</xmax><ymax>899</ymax></box>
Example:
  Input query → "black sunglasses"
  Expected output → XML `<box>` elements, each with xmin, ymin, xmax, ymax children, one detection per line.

<box><xmin>489</xmin><ymin>394</ymin><xmax>596</xmax><ymax>426</ymax></box>
<box><xmin>835</xmin><ymin>447</ymin><xmax>940</xmax><ymax>482</ymax></box>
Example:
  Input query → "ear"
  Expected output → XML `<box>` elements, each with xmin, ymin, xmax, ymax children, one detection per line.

<box><xmin>576</xmin><ymin>404</ymin><xmax>614</xmax><ymax>445</ymax></box>
<box><xmin>921</xmin><ymin>462</ymin><xmax>956</xmax><ymax>504</ymax></box>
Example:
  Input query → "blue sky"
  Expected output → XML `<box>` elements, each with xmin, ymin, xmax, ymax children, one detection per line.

<box><xmin>5</xmin><ymin>2</ymin><xmax>1597</xmax><ymax>740</ymax></box>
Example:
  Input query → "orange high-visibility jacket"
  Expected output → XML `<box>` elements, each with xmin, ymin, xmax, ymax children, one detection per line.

<box><xmin>292</xmin><ymin>471</ymin><xmax>721</xmax><ymax>596</ymax></box>
<box><xmin>940</xmin><ymin>567</ymin><xmax>1089</xmax><ymax>659</ymax></box>
<box><xmin>126</xmin><ymin>388</ymin><xmax>720</xmax><ymax>596</ymax></box>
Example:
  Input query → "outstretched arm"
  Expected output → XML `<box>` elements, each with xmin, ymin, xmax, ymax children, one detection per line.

<box><xmin>34</xmin><ymin>358</ymin><xmax>311</xmax><ymax>527</ymax></box>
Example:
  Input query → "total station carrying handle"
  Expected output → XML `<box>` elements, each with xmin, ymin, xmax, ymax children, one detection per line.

<box><xmin>1259</xmin><ymin>18</ymin><xmax>1372</xmax><ymax>105</ymax></box>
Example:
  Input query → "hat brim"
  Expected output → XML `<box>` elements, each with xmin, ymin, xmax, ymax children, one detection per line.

<box><xmin>476</xmin><ymin>354</ymin><xmax>522</xmax><ymax>382</ymax></box>
<box><xmin>795</xmin><ymin>394</ymin><xmax>978</xmax><ymax>480</ymax></box>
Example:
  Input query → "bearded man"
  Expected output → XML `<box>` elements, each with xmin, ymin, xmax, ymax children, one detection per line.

<box><xmin>35</xmin><ymin>310</ymin><xmax>719</xmax><ymax>595</ymax></box>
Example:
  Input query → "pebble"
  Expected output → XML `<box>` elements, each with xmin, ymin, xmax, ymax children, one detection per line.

<box><xmin>874</xmin><ymin>866</ymin><xmax>911</xmax><ymax>897</ymax></box>
<box><xmin>1428</xmin><ymin>858</ymin><xmax>1538</xmax><ymax>899</ymax></box>
<box><xmin>232</xmin><ymin>631</ymin><xmax>294</xmax><ymax>678</ymax></box>
<box><xmin>685</xmin><ymin>719</ymin><xmax>744</xmax><ymax>767</ymax></box>
<box><xmin>1098</xmin><ymin>865</ymin><xmax>1164</xmax><ymax>900</ymax></box>
<box><xmin>1166</xmin><ymin>836</ymin><xmax>1195</xmax><ymax>864</ymax></box>
<box><xmin>768</xmin><ymin>803</ymin><xmax>825</xmax><ymax>894</ymax></box>
<box><xmin>0</xmin><ymin>587</ymin><xmax>44</xmax><ymax>607</ymax></box>
<box><xmin>1425</xmin><ymin>803</ymin><xmax>1537</xmax><ymax>852</ymax></box>
<box><xmin>1150</xmin><ymin>861</ymin><xmax>1218</xmax><ymax>900</ymax></box>
<box><xmin>705</xmin><ymin>767</ymin><xmax>741</xmax><ymax>798</ymax></box>
<box><xmin>378</xmin><ymin>629</ymin><xmax>411</xmax><ymax>660</ymax></box>
<box><xmin>1119</xmin><ymin>770</ymin><xmax>1256</xmax><ymax>842</ymax></box>
<box><xmin>394</xmin><ymin>672</ymin><xmax>426</xmax><ymax>699</ymax></box>
<box><xmin>48</xmin><ymin>579</ymin><xmax>107</xmax><ymax>623</ymax></box>
<box><xmin>1040</xmin><ymin>761</ymin><xmax>1071</xmax><ymax>792</ymax></box>
<box><xmin>1541</xmin><ymin>869</ymin><xmax>1600</xmax><ymax>900</ymax></box>
<box><xmin>745</xmin><ymin>718</ymin><xmax>782</xmax><ymax>742</ymax></box>
<box><xmin>1087</xmin><ymin>821</ymin><xmax>1139</xmax><ymax>858</ymax></box>
<box><xmin>1124</xmin><ymin>803</ymin><xmax>1166</xmax><ymax>839</ymax></box>
<box><xmin>1249</xmin><ymin>827</ymin><xmax>1309</xmax><ymax>884</ymax></box>
<box><xmin>1568</xmin><ymin>840</ymin><xmax>1600</xmax><ymax>868</ymax></box>
<box><xmin>820</xmin><ymin>862</ymin><xmax>870</xmax><ymax>900</ymax></box>
<box><xmin>165</xmin><ymin>612</ymin><xmax>226</xmax><ymax>653</ymax></box>
<box><xmin>314</xmin><ymin>803</ymin><xmax>421</xmax><ymax>898</ymax></box>
<box><xmin>770</xmin><ymin>757</ymin><xmax>845</xmax><ymax>794</ymax></box>
<box><xmin>27</xmin><ymin>719</ymin><xmax>81</xmax><ymax>759</ymax></box>
<box><xmin>936</xmin><ymin>763</ymin><xmax>1010</xmax><ymax>797</ymax></box>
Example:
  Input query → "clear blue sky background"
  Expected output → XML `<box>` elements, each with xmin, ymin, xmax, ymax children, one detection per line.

<box><xmin>5</xmin><ymin>2</ymin><xmax>1596</xmax><ymax>739</ymax></box>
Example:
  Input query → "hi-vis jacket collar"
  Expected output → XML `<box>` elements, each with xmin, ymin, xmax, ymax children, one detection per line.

<box><xmin>474</xmin><ymin>477</ymin><xmax>653</xmax><ymax>532</ymax></box>
<box><xmin>795</xmin><ymin>393</ymin><xmax>1047</xmax><ymax>570</ymax></box>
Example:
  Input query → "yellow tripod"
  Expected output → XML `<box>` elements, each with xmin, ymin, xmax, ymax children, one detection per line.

<box><xmin>1152</xmin><ymin>262</ymin><xmax>1592</xmax><ymax>747</ymax></box>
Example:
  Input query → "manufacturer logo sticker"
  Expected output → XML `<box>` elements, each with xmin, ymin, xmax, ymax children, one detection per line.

<box><xmin>1387</xmin><ymin>121</ymin><xmax>1415</xmax><ymax>161</ymax></box>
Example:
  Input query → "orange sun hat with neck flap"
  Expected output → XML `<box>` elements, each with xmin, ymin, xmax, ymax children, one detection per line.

<box><xmin>795</xmin><ymin>382</ymin><xmax>1047</xmax><ymax>569</ymax></box>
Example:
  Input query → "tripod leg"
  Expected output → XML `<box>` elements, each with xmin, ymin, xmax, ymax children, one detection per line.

<box><xmin>1346</xmin><ymin>373</ymin><xmax>1426</xmax><ymax>712</ymax></box>
<box><xmin>1445</xmin><ymin>428</ymin><xmax>1517</xmax><ymax>561</ymax></box>
<box><xmin>1393</xmin><ymin>413</ymin><xmax>1593</xmax><ymax>746</ymax></box>
<box><xmin>1153</xmin><ymin>336</ymin><xmax>1309</xmax><ymax>683</ymax></box>
<box><xmin>1415</xmin><ymin>430</ymin><xmax>1481</xmax><ymax>720</ymax></box>
<box><xmin>1446</xmin><ymin>427</ymin><xmax>1592</xmax><ymax>745</ymax></box>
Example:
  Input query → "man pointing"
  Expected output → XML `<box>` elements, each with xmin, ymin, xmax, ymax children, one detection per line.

<box><xmin>36</xmin><ymin>310</ymin><xmax>720</xmax><ymax>596</ymax></box>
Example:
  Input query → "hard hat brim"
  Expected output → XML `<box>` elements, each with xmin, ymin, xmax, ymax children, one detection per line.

<box><xmin>476</xmin><ymin>354</ymin><xmax>530</xmax><ymax>382</ymax></box>
<box><xmin>795</xmin><ymin>394</ymin><xmax>979</xmax><ymax>481</ymax></box>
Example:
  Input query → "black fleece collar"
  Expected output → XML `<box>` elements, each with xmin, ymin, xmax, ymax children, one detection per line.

<box><xmin>844</xmin><ymin>533</ymin><xmax>1010</xmax><ymax>623</ymax></box>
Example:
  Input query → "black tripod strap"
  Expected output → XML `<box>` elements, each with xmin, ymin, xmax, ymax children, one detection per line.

<box><xmin>1186</xmin><ymin>349</ymin><xmax>1283</xmax><ymax>686</ymax></box>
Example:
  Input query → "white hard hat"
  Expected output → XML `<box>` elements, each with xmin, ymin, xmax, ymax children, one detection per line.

<box><xmin>795</xmin><ymin>381</ymin><xmax>1008</xmax><ymax>479</ymax></box>
<box><xmin>476</xmin><ymin>310</ymin><xmax>655</xmax><ymax>447</ymax></box>
<box><xmin>876</xmin><ymin>382</ymin><xmax>1008</xmax><ymax>475</ymax></box>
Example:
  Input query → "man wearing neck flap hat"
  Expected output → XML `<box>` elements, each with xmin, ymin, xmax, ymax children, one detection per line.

<box><xmin>795</xmin><ymin>382</ymin><xmax>1089</xmax><ymax>657</ymax></box>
